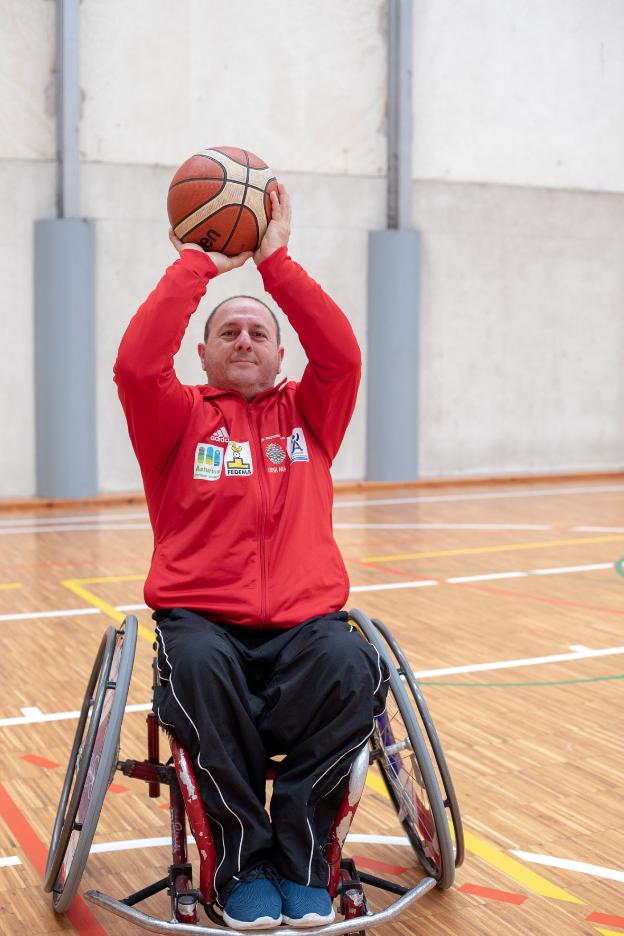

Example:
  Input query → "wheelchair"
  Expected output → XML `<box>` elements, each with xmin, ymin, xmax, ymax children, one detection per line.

<box><xmin>44</xmin><ymin>610</ymin><xmax>464</xmax><ymax>934</ymax></box>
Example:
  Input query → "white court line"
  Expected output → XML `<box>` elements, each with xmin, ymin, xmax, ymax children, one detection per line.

<box><xmin>350</xmin><ymin>580</ymin><xmax>438</xmax><ymax>593</ymax></box>
<box><xmin>446</xmin><ymin>571</ymin><xmax>528</xmax><ymax>584</ymax></box>
<box><xmin>0</xmin><ymin>702</ymin><xmax>151</xmax><ymax>728</ymax></box>
<box><xmin>413</xmin><ymin>645</ymin><xmax>624</xmax><ymax>679</ymax></box>
<box><xmin>0</xmin><ymin>522</ymin><xmax>151</xmax><ymax>535</ymax></box>
<box><xmin>86</xmin><ymin>838</ymin><xmax>624</xmax><ymax>883</ymax></box>
<box><xmin>0</xmin><ymin>607</ymin><xmax>100</xmax><ymax>622</ymax></box>
<box><xmin>2</xmin><ymin>646</ymin><xmax>623</xmax><ymax>729</ymax></box>
<box><xmin>0</xmin><ymin>856</ymin><xmax>21</xmax><ymax>868</ymax></box>
<box><xmin>334</xmin><ymin>522</ymin><xmax>551</xmax><ymax>531</ymax></box>
<box><xmin>0</xmin><ymin>511</ymin><xmax>148</xmax><ymax>528</ymax></box>
<box><xmin>531</xmin><ymin>562</ymin><xmax>613</xmax><ymax>575</ymax></box>
<box><xmin>574</xmin><ymin>525</ymin><xmax>624</xmax><ymax>533</ymax></box>
<box><xmin>334</xmin><ymin>483</ymin><xmax>624</xmax><ymax>509</ymax></box>
<box><xmin>510</xmin><ymin>850</ymin><xmax>624</xmax><ymax>883</ymax></box>
<box><xmin>0</xmin><ymin>560</ymin><xmax>616</xmax><ymax>625</ymax></box>
<box><xmin>89</xmin><ymin>833</ymin><xmax>412</xmax><ymax>856</ymax></box>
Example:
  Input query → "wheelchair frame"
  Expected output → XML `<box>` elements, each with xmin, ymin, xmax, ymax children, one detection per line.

<box><xmin>45</xmin><ymin>611</ymin><xmax>463</xmax><ymax>935</ymax></box>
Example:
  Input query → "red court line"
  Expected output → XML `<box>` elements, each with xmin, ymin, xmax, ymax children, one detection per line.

<box><xmin>21</xmin><ymin>754</ymin><xmax>60</xmax><ymax>769</ymax></box>
<box><xmin>586</xmin><ymin>911</ymin><xmax>624</xmax><ymax>927</ymax></box>
<box><xmin>0</xmin><ymin>782</ymin><xmax>109</xmax><ymax>936</ymax></box>
<box><xmin>351</xmin><ymin>855</ymin><xmax>408</xmax><ymax>876</ymax></box>
<box><xmin>457</xmin><ymin>582</ymin><xmax>624</xmax><ymax>617</ymax></box>
<box><xmin>459</xmin><ymin>882</ymin><xmax>528</xmax><ymax>905</ymax></box>
<box><xmin>108</xmin><ymin>783</ymin><xmax>129</xmax><ymax>794</ymax></box>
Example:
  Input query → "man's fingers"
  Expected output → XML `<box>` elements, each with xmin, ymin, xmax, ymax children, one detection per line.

<box><xmin>228</xmin><ymin>251</ymin><xmax>253</xmax><ymax>270</ymax></box>
<box><xmin>277</xmin><ymin>182</ymin><xmax>292</xmax><ymax>221</ymax></box>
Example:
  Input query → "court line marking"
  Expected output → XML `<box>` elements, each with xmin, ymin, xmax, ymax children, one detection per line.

<box><xmin>335</xmin><ymin>522</ymin><xmax>552</xmax><ymax>531</ymax></box>
<box><xmin>334</xmin><ymin>483</ymin><xmax>624</xmax><ymax>509</ymax></box>
<box><xmin>1</xmin><ymin>553</ymin><xmax>613</xmax><ymax>622</ymax></box>
<box><xmin>0</xmin><ymin>855</ymin><xmax>21</xmax><ymax>868</ymax></box>
<box><xmin>361</xmin><ymin>534</ymin><xmax>624</xmax><ymax>563</ymax></box>
<box><xmin>0</xmin><ymin>782</ymin><xmax>109</xmax><ymax>936</ymax></box>
<box><xmin>2</xmin><ymin>644</ymin><xmax>623</xmax><ymax>728</ymax></box>
<box><xmin>510</xmin><ymin>851</ymin><xmax>624</xmax><ymax>884</ymax></box>
<box><xmin>0</xmin><ymin>582</ymin><xmax>22</xmax><ymax>590</ymax></box>
<box><xmin>0</xmin><ymin>522</ymin><xmax>151</xmax><ymax>535</ymax></box>
<box><xmin>364</xmin><ymin>771</ymin><xmax>583</xmax><ymax>903</ymax></box>
<box><xmin>0</xmin><ymin>511</ymin><xmax>149</xmax><ymax>527</ymax></box>
<box><xmin>61</xmin><ymin>578</ymin><xmax>154</xmax><ymax>644</ymax></box>
<box><xmin>593</xmin><ymin>928</ymin><xmax>624</xmax><ymax>936</ymax></box>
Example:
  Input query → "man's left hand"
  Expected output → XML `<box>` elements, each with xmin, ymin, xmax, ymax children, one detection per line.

<box><xmin>254</xmin><ymin>182</ymin><xmax>292</xmax><ymax>266</ymax></box>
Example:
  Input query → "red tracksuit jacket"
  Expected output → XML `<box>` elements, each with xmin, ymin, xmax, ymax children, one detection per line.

<box><xmin>114</xmin><ymin>246</ymin><xmax>361</xmax><ymax>628</ymax></box>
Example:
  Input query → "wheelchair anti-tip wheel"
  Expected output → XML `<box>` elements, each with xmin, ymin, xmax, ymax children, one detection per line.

<box><xmin>349</xmin><ymin>609</ymin><xmax>460</xmax><ymax>891</ymax></box>
<box><xmin>44</xmin><ymin>615</ymin><xmax>137</xmax><ymax>913</ymax></box>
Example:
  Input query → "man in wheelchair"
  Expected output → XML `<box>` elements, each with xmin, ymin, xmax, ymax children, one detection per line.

<box><xmin>114</xmin><ymin>183</ymin><xmax>389</xmax><ymax>930</ymax></box>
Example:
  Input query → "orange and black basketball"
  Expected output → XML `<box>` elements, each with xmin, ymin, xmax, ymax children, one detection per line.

<box><xmin>167</xmin><ymin>147</ymin><xmax>278</xmax><ymax>256</ymax></box>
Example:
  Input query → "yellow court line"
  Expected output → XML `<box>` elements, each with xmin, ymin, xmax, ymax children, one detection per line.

<box><xmin>361</xmin><ymin>534</ymin><xmax>624</xmax><ymax>564</ymax></box>
<box><xmin>62</xmin><ymin>578</ymin><xmax>154</xmax><ymax>645</ymax></box>
<box><xmin>594</xmin><ymin>929</ymin><xmax>624</xmax><ymax>936</ymax></box>
<box><xmin>0</xmin><ymin>582</ymin><xmax>22</xmax><ymax>590</ymax></box>
<box><xmin>364</xmin><ymin>771</ymin><xmax>583</xmax><ymax>904</ymax></box>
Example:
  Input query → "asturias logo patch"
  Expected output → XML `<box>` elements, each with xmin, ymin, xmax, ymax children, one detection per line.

<box><xmin>193</xmin><ymin>443</ymin><xmax>224</xmax><ymax>481</ymax></box>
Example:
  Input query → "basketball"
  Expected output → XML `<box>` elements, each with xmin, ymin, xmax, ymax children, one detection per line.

<box><xmin>167</xmin><ymin>147</ymin><xmax>278</xmax><ymax>256</ymax></box>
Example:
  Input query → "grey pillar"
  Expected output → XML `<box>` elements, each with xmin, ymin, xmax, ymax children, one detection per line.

<box><xmin>34</xmin><ymin>0</ymin><xmax>97</xmax><ymax>497</ymax></box>
<box><xmin>366</xmin><ymin>0</ymin><xmax>419</xmax><ymax>481</ymax></box>
<box><xmin>366</xmin><ymin>230</ymin><xmax>420</xmax><ymax>481</ymax></box>
<box><xmin>34</xmin><ymin>220</ymin><xmax>97</xmax><ymax>497</ymax></box>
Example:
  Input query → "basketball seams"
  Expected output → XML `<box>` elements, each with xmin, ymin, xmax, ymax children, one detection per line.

<box><xmin>221</xmin><ymin>149</ymin><xmax>252</xmax><ymax>254</ymax></box>
<box><xmin>173</xmin><ymin>180</ymin><xmax>247</xmax><ymax>240</ymax></box>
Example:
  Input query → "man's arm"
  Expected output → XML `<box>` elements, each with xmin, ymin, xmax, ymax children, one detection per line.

<box><xmin>114</xmin><ymin>236</ymin><xmax>251</xmax><ymax>481</ymax></box>
<box><xmin>256</xmin><ymin>186</ymin><xmax>361</xmax><ymax>463</ymax></box>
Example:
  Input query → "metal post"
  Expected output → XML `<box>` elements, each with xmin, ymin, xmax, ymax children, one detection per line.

<box><xmin>387</xmin><ymin>0</ymin><xmax>413</xmax><ymax>230</ymax></box>
<box><xmin>56</xmin><ymin>0</ymin><xmax>81</xmax><ymax>218</ymax></box>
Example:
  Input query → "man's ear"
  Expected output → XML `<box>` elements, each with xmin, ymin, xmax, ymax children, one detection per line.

<box><xmin>197</xmin><ymin>342</ymin><xmax>207</xmax><ymax>373</ymax></box>
<box><xmin>277</xmin><ymin>345</ymin><xmax>285</xmax><ymax>375</ymax></box>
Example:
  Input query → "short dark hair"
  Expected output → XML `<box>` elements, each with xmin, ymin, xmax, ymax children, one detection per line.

<box><xmin>204</xmin><ymin>295</ymin><xmax>281</xmax><ymax>345</ymax></box>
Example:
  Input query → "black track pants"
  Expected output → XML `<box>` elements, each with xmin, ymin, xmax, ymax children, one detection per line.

<box><xmin>153</xmin><ymin>609</ymin><xmax>389</xmax><ymax>903</ymax></box>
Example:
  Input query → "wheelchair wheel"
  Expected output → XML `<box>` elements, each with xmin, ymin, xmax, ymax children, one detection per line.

<box><xmin>44</xmin><ymin>615</ymin><xmax>137</xmax><ymax>912</ymax></box>
<box><xmin>349</xmin><ymin>609</ymin><xmax>456</xmax><ymax>890</ymax></box>
<box><xmin>371</xmin><ymin>616</ymin><xmax>464</xmax><ymax>869</ymax></box>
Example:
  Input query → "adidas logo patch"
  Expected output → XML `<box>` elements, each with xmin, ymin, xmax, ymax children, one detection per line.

<box><xmin>210</xmin><ymin>426</ymin><xmax>229</xmax><ymax>444</ymax></box>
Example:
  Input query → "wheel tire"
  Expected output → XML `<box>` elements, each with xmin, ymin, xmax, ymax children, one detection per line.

<box><xmin>44</xmin><ymin>616</ymin><xmax>137</xmax><ymax>912</ymax></box>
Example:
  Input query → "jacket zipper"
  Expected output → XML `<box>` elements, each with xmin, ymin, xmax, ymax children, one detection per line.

<box><xmin>247</xmin><ymin>406</ymin><xmax>269</xmax><ymax>626</ymax></box>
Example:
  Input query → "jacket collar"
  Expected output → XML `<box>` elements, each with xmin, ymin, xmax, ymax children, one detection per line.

<box><xmin>201</xmin><ymin>377</ymin><xmax>288</xmax><ymax>404</ymax></box>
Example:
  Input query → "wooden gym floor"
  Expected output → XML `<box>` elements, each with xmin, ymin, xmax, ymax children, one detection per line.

<box><xmin>0</xmin><ymin>477</ymin><xmax>623</xmax><ymax>935</ymax></box>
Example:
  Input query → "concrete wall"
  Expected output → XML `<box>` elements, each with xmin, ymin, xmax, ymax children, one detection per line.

<box><xmin>1</xmin><ymin>0</ymin><xmax>623</xmax><ymax>496</ymax></box>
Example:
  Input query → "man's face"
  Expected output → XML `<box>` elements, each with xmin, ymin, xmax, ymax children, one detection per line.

<box><xmin>197</xmin><ymin>298</ymin><xmax>284</xmax><ymax>400</ymax></box>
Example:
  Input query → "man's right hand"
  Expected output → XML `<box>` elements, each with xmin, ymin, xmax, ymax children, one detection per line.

<box><xmin>169</xmin><ymin>228</ymin><xmax>252</xmax><ymax>275</ymax></box>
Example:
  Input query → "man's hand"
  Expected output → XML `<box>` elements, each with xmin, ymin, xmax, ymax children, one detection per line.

<box><xmin>169</xmin><ymin>228</ymin><xmax>252</xmax><ymax>275</ymax></box>
<box><xmin>254</xmin><ymin>182</ymin><xmax>292</xmax><ymax>266</ymax></box>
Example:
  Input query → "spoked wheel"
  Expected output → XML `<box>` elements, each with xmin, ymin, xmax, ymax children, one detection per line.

<box><xmin>372</xmin><ymin>616</ymin><xmax>464</xmax><ymax>869</ymax></box>
<box><xmin>44</xmin><ymin>616</ymin><xmax>137</xmax><ymax>912</ymax></box>
<box><xmin>349</xmin><ymin>609</ymin><xmax>456</xmax><ymax>890</ymax></box>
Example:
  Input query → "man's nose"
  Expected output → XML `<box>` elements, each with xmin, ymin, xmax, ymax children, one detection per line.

<box><xmin>234</xmin><ymin>330</ymin><xmax>253</xmax><ymax>351</ymax></box>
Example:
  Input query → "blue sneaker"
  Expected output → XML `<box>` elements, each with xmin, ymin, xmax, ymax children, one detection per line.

<box><xmin>223</xmin><ymin>868</ymin><xmax>282</xmax><ymax>930</ymax></box>
<box><xmin>278</xmin><ymin>877</ymin><xmax>335</xmax><ymax>928</ymax></box>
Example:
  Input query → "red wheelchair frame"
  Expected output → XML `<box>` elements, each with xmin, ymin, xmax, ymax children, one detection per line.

<box><xmin>45</xmin><ymin>612</ymin><xmax>463</xmax><ymax>935</ymax></box>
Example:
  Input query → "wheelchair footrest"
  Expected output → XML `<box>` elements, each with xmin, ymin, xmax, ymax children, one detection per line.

<box><xmin>86</xmin><ymin>875</ymin><xmax>437</xmax><ymax>935</ymax></box>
